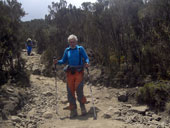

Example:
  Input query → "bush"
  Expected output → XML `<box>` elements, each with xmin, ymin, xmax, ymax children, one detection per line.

<box><xmin>136</xmin><ymin>82</ymin><xmax>170</xmax><ymax>111</ymax></box>
<box><xmin>0</xmin><ymin>71</ymin><xmax>8</xmax><ymax>86</ymax></box>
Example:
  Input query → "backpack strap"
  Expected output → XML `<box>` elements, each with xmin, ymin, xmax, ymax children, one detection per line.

<box><xmin>78</xmin><ymin>47</ymin><xmax>81</xmax><ymax>65</ymax></box>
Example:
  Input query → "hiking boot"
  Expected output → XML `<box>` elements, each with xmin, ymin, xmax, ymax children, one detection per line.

<box><xmin>80</xmin><ymin>104</ymin><xmax>87</xmax><ymax>115</ymax></box>
<box><xmin>70</xmin><ymin>109</ymin><xmax>77</xmax><ymax>118</ymax></box>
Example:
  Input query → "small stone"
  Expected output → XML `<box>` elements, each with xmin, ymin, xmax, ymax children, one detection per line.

<box><xmin>108</xmin><ymin>106</ymin><xmax>113</xmax><ymax>111</ymax></box>
<box><xmin>145</xmin><ymin>111</ymin><xmax>154</xmax><ymax>117</ymax></box>
<box><xmin>152</xmin><ymin>114</ymin><xmax>161</xmax><ymax>121</ymax></box>
<box><xmin>15</xmin><ymin>123</ymin><xmax>21</xmax><ymax>128</ymax></box>
<box><xmin>94</xmin><ymin>100</ymin><xmax>99</xmax><ymax>104</ymax></box>
<box><xmin>32</xmin><ymin>69</ymin><xmax>41</xmax><ymax>75</ymax></box>
<box><xmin>123</xmin><ymin>104</ymin><xmax>132</xmax><ymax>108</ymax></box>
<box><xmin>61</xmin><ymin>100</ymin><xmax>68</xmax><ymax>104</ymax></box>
<box><xmin>27</xmin><ymin>108</ymin><xmax>36</xmax><ymax>118</ymax></box>
<box><xmin>11</xmin><ymin>116</ymin><xmax>21</xmax><ymax>123</ymax></box>
<box><xmin>28</xmin><ymin>123</ymin><xmax>36</xmax><ymax>128</ymax></box>
<box><xmin>102</xmin><ymin>113</ymin><xmax>112</xmax><ymax>119</ymax></box>
<box><xmin>42</xmin><ymin>91</ymin><xmax>53</xmax><ymax>96</ymax></box>
<box><xmin>17</xmin><ymin>113</ymin><xmax>26</xmax><ymax>118</ymax></box>
<box><xmin>43</xmin><ymin>111</ymin><xmax>53</xmax><ymax>119</ymax></box>
<box><xmin>160</xmin><ymin>122</ymin><xmax>166</xmax><ymax>127</ymax></box>
<box><xmin>7</xmin><ymin>88</ymin><xmax>14</xmax><ymax>93</ymax></box>
<box><xmin>114</xmin><ymin>110</ymin><xmax>121</xmax><ymax>116</ymax></box>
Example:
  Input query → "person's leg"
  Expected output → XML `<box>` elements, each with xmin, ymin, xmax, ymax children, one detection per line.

<box><xmin>30</xmin><ymin>46</ymin><xmax>32</xmax><ymax>55</ymax></box>
<box><xmin>27</xmin><ymin>46</ymin><xmax>29</xmax><ymax>55</ymax></box>
<box><xmin>66</xmin><ymin>72</ymin><xmax>77</xmax><ymax>117</ymax></box>
<box><xmin>27</xmin><ymin>46</ymin><xmax>31</xmax><ymax>55</ymax></box>
<box><xmin>66</xmin><ymin>84</ymin><xmax>77</xmax><ymax>109</ymax></box>
<box><xmin>75</xmin><ymin>71</ymin><xmax>87</xmax><ymax>115</ymax></box>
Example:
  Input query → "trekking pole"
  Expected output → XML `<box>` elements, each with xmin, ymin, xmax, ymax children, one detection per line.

<box><xmin>53</xmin><ymin>56</ymin><xmax>59</xmax><ymax>115</ymax></box>
<box><xmin>86</xmin><ymin>67</ymin><xmax>97</xmax><ymax>120</ymax></box>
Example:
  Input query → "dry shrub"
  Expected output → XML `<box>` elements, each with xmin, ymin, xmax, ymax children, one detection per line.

<box><xmin>136</xmin><ymin>82</ymin><xmax>170</xmax><ymax>111</ymax></box>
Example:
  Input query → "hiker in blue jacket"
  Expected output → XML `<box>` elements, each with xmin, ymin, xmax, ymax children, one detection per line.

<box><xmin>54</xmin><ymin>34</ymin><xmax>89</xmax><ymax>118</ymax></box>
<box><xmin>26</xmin><ymin>38</ymin><xmax>33</xmax><ymax>56</ymax></box>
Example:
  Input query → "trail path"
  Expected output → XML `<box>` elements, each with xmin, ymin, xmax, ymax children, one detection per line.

<box><xmin>5</xmin><ymin>50</ymin><xmax>168</xmax><ymax>128</ymax></box>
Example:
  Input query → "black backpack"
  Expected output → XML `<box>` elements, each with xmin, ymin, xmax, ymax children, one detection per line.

<box><xmin>27</xmin><ymin>40</ymin><xmax>32</xmax><ymax>46</ymax></box>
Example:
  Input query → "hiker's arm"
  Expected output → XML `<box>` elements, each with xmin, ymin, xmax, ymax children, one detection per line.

<box><xmin>81</xmin><ymin>47</ymin><xmax>89</xmax><ymax>65</ymax></box>
<box><xmin>58</xmin><ymin>49</ymin><xmax>68</xmax><ymax>64</ymax></box>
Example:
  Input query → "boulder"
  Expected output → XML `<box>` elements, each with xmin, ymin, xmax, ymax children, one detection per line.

<box><xmin>118</xmin><ymin>91</ymin><xmax>128</xmax><ymax>102</ymax></box>
<box><xmin>129</xmin><ymin>106</ymin><xmax>148</xmax><ymax>114</ymax></box>
<box><xmin>32</xmin><ymin>69</ymin><xmax>41</xmax><ymax>75</ymax></box>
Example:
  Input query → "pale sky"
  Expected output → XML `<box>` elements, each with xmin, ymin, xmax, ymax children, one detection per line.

<box><xmin>17</xmin><ymin>0</ymin><xmax>97</xmax><ymax>21</ymax></box>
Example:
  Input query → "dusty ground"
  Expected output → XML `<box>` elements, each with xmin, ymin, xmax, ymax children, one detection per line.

<box><xmin>1</xmin><ymin>50</ymin><xmax>169</xmax><ymax>128</ymax></box>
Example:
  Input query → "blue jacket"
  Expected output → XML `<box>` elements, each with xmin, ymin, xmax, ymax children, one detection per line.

<box><xmin>58</xmin><ymin>45</ymin><xmax>89</xmax><ymax>66</ymax></box>
<box><xmin>26</xmin><ymin>41</ymin><xmax>33</xmax><ymax>47</ymax></box>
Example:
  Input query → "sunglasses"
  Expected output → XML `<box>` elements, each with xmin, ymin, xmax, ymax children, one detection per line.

<box><xmin>69</xmin><ymin>41</ymin><xmax>76</xmax><ymax>43</ymax></box>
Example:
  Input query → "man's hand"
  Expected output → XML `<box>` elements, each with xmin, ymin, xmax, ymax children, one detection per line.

<box><xmin>53</xmin><ymin>59</ymin><xmax>58</xmax><ymax>65</ymax></box>
<box><xmin>84</xmin><ymin>63</ymin><xmax>89</xmax><ymax>68</ymax></box>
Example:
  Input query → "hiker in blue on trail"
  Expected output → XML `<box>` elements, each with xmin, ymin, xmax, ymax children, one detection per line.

<box><xmin>26</xmin><ymin>38</ymin><xmax>33</xmax><ymax>56</ymax></box>
<box><xmin>53</xmin><ymin>34</ymin><xmax>90</xmax><ymax>118</ymax></box>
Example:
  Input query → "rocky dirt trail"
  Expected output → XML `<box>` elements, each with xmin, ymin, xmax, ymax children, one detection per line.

<box><xmin>1</xmin><ymin>50</ymin><xmax>170</xmax><ymax>128</ymax></box>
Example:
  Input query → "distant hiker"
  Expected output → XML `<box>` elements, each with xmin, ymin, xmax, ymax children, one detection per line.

<box><xmin>26</xmin><ymin>38</ymin><xmax>33</xmax><ymax>56</ymax></box>
<box><xmin>53</xmin><ymin>34</ymin><xmax>89</xmax><ymax>118</ymax></box>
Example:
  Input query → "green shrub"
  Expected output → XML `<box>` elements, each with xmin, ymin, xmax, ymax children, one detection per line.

<box><xmin>136</xmin><ymin>82</ymin><xmax>170</xmax><ymax>111</ymax></box>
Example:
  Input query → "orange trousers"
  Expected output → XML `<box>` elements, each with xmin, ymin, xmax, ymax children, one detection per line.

<box><xmin>66</xmin><ymin>70</ymin><xmax>86</xmax><ymax>110</ymax></box>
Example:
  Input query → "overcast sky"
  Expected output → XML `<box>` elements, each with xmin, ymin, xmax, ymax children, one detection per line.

<box><xmin>17</xmin><ymin>0</ymin><xmax>97</xmax><ymax>21</ymax></box>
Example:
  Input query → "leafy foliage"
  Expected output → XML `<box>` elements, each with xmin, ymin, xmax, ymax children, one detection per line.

<box><xmin>0</xmin><ymin>0</ymin><xmax>26</xmax><ymax>86</ymax></box>
<box><xmin>22</xmin><ymin>0</ymin><xmax>170</xmax><ymax>86</ymax></box>
<box><xmin>136</xmin><ymin>82</ymin><xmax>170</xmax><ymax>110</ymax></box>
